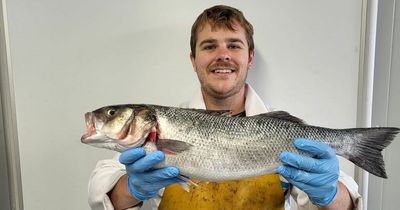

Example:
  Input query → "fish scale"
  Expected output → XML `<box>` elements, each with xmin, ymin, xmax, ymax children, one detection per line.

<box><xmin>153</xmin><ymin>106</ymin><xmax>352</xmax><ymax>180</ymax></box>
<box><xmin>81</xmin><ymin>104</ymin><xmax>399</xmax><ymax>179</ymax></box>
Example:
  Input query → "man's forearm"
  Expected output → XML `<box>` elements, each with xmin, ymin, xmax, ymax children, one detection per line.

<box><xmin>320</xmin><ymin>181</ymin><xmax>353</xmax><ymax>210</ymax></box>
<box><xmin>108</xmin><ymin>174</ymin><xmax>141</xmax><ymax>210</ymax></box>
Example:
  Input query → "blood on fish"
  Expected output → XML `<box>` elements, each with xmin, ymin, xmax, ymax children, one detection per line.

<box><xmin>148</xmin><ymin>131</ymin><xmax>157</xmax><ymax>142</ymax></box>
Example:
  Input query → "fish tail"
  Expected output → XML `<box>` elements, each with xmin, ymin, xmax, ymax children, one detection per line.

<box><xmin>348</xmin><ymin>127</ymin><xmax>399</xmax><ymax>178</ymax></box>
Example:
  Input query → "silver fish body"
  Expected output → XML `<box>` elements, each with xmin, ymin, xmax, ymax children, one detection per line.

<box><xmin>81</xmin><ymin>104</ymin><xmax>399</xmax><ymax>180</ymax></box>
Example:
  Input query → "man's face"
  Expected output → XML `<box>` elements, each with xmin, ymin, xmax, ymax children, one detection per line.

<box><xmin>191</xmin><ymin>23</ymin><xmax>254</xmax><ymax>100</ymax></box>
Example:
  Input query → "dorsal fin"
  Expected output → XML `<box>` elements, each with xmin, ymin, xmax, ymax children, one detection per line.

<box><xmin>254</xmin><ymin>111</ymin><xmax>306</xmax><ymax>124</ymax></box>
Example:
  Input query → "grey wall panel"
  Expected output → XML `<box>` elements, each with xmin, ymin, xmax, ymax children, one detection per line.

<box><xmin>380</xmin><ymin>0</ymin><xmax>400</xmax><ymax>208</ymax></box>
<box><xmin>0</xmin><ymin>98</ymin><xmax>11</xmax><ymax>210</ymax></box>
<box><xmin>370</xmin><ymin>0</ymin><xmax>400</xmax><ymax>209</ymax></box>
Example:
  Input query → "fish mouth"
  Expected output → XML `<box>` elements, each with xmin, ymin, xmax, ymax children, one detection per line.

<box><xmin>81</xmin><ymin>112</ymin><xmax>96</xmax><ymax>143</ymax></box>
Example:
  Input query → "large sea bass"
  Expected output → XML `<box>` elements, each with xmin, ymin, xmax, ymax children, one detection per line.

<box><xmin>81</xmin><ymin>104</ymin><xmax>399</xmax><ymax>180</ymax></box>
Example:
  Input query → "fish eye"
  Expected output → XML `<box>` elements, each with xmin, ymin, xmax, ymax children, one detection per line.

<box><xmin>107</xmin><ymin>109</ymin><xmax>116</xmax><ymax>116</ymax></box>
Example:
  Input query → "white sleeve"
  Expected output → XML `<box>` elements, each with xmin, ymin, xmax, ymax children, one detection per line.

<box><xmin>87</xmin><ymin>153</ymin><xmax>161</xmax><ymax>210</ymax></box>
<box><xmin>289</xmin><ymin>170</ymin><xmax>363</xmax><ymax>210</ymax></box>
<box><xmin>87</xmin><ymin>153</ymin><xmax>126</xmax><ymax>210</ymax></box>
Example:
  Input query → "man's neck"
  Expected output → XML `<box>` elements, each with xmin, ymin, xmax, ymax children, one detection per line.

<box><xmin>202</xmin><ymin>86</ymin><xmax>246</xmax><ymax>115</ymax></box>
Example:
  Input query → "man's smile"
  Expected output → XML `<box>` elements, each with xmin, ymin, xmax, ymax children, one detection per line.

<box><xmin>211</xmin><ymin>69</ymin><xmax>235</xmax><ymax>73</ymax></box>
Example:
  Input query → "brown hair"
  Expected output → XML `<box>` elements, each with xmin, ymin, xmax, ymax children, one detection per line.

<box><xmin>190</xmin><ymin>5</ymin><xmax>254</xmax><ymax>58</ymax></box>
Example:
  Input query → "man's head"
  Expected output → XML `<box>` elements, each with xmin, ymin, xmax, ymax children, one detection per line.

<box><xmin>190</xmin><ymin>5</ymin><xmax>255</xmax><ymax>101</ymax></box>
<box><xmin>190</xmin><ymin>5</ymin><xmax>254</xmax><ymax>58</ymax></box>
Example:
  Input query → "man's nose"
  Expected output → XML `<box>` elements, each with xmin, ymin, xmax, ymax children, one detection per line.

<box><xmin>216</xmin><ymin>47</ymin><xmax>231</xmax><ymax>61</ymax></box>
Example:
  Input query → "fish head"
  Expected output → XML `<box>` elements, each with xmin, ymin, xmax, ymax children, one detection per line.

<box><xmin>81</xmin><ymin>104</ymin><xmax>157</xmax><ymax>152</ymax></box>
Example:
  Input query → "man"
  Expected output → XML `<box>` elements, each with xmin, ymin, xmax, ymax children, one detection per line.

<box><xmin>88</xmin><ymin>5</ymin><xmax>361</xmax><ymax>210</ymax></box>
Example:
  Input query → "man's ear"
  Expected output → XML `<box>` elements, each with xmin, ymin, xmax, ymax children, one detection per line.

<box><xmin>190</xmin><ymin>52</ymin><xmax>196</xmax><ymax>71</ymax></box>
<box><xmin>248</xmin><ymin>50</ymin><xmax>255</xmax><ymax>67</ymax></box>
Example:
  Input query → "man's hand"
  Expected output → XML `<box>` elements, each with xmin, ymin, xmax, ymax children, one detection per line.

<box><xmin>277</xmin><ymin>138</ymin><xmax>339</xmax><ymax>207</ymax></box>
<box><xmin>119</xmin><ymin>147</ymin><xmax>181</xmax><ymax>201</ymax></box>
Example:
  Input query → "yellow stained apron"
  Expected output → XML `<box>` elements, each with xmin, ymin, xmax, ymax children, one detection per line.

<box><xmin>159</xmin><ymin>174</ymin><xmax>284</xmax><ymax>210</ymax></box>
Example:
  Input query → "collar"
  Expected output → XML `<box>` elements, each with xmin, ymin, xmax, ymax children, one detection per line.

<box><xmin>181</xmin><ymin>84</ymin><xmax>270</xmax><ymax>116</ymax></box>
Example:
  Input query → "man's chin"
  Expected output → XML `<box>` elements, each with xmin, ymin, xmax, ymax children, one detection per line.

<box><xmin>204</xmin><ymin>85</ymin><xmax>244</xmax><ymax>99</ymax></box>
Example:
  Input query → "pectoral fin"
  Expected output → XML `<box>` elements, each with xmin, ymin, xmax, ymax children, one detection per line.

<box><xmin>177</xmin><ymin>175</ymin><xmax>199</xmax><ymax>192</ymax></box>
<box><xmin>156</xmin><ymin>139</ymin><xmax>193</xmax><ymax>155</ymax></box>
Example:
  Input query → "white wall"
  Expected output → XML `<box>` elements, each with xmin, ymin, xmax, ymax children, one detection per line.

<box><xmin>4</xmin><ymin>0</ymin><xmax>363</xmax><ymax>209</ymax></box>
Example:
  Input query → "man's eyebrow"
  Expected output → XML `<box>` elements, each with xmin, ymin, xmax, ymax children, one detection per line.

<box><xmin>199</xmin><ymin>39</ymin><xmax>217</xmax><ymax>46</ymax></box>
<box><xmin>226</xmin><ymin>38</ymin><xmax>245</xmax><ymax>45</ymax></box>
<box><xmin>199</xmin><ymin>38</ymin><xmax>245</xmax><ymax>46</ymax></box>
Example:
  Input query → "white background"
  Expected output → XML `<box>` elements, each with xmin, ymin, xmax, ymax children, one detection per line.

<box><xmin>3</xmin><ymin>0</ymin><xmax>366</xmax><ymax>209</ymax></box>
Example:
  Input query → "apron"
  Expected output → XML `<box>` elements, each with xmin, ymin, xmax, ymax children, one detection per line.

<box><xmin>159</xmin><ymin>174</ymin><xmax>284</xmax><ymax>210</ymax></box>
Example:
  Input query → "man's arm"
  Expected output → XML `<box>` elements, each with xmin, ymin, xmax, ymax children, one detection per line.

<box><xmin>320</xmin><ymin>181</ymin><xmax>353</xmax><ymax>210</ymax></box>
<box><xmin>108</xmin><ymin>174</ymin><xmax>141</xmax><ymax>210</ymax></box>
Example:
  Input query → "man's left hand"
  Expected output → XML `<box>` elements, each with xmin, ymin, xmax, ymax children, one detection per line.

<box><xmin>277</xmin><ymin>138</ymin><xmax>339</xmax><ymax>207</ymax></box>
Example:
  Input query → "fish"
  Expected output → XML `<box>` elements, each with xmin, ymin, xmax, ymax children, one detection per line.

<box><xmin>81</xmin><ymin>104</ymin><xmax>399</xmax><ymax>180</ymax></box>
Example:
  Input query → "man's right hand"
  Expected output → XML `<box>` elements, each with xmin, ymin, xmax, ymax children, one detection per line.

<box><xmin>119</xmin><ymin>147</ymin><xmax>181</xmax><ymax>201</ymax></box>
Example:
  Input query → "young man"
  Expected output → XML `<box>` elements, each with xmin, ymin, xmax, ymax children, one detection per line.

<box><xmin>88</xmin><ymin>5</ymin><xmax>361</xmax><ymax>210</ymax></box>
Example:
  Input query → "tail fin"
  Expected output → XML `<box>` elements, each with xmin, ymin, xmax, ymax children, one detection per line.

<box><xmin>348</xmin><ymin>127</ymin><xmax>399</xmax><ymax>178</ymax></box>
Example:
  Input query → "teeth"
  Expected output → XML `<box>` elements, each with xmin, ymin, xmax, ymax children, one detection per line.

<box><xmin>213</xmin><ymin>69</ymin><xmax>233</xmax><ymax>73</ymax></box>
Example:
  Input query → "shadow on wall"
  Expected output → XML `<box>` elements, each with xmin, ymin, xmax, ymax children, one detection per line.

<box><xmin>247</xmin><ymin>49</ymin><xmax>270</xmax><ymax>104</ymax></box>
<box><xmin>0</xmin><ymin>99</ymin><xmax>11</xmax><ymax>210</ymax></box>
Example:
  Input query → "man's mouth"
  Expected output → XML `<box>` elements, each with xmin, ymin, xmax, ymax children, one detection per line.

<box><xmin>210</xmin><ymin>68</ymin><xmax>235</xmax><ymax>73</ymax></box>
<box><xmin>212</xmin><ymin>69</ymin><xmax>233</xmax><ymax>73</ymax></box>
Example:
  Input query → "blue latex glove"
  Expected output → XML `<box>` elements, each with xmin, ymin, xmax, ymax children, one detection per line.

<box><xmin>119</xmin><ymin>147</ymin><xmax>181</xmax><ymax>201</ymax></box>
<box><xmin>277</xmin><ymin>138</ymin><xmax>339</xmax><ymax>206</ymax></box>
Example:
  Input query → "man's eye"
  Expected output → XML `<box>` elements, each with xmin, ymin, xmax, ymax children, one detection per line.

<box><xmin>228</xmin><ymin>44</ymin><xmax>241</xmax><ymax>49</ymax></box>
<box><xmin>203</xmin><ymin>45</ymin><xmax>215</xmax><ymax>50</ymax></box>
